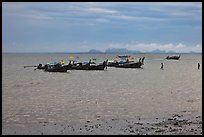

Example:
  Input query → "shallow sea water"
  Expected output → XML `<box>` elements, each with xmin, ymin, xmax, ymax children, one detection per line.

<box><xmin>2</xmin><ymin>53</ymin><xmax>202</xmax><ymax>131</ymax></box>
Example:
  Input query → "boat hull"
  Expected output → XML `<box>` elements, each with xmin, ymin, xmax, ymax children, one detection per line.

<box><xmin>88</xmin><ymin>64</ymin><xmax>106</xmax><ymax>70</ymax></box>
<box><xmin>115</xmin><ymin>62</ymin><xmax>142</xmax><ymax>68</ymax></box>
<box><xmin>106</xmin><ymin>62</ymin><xmax>118</xmax><ymax>67</ymax></box>
<box><xmin>166</xmin><ymin>56</ymin><xmax>180</xmax><ymax>60</ymax></box>
<box><xmin>65</xmin><ymin>64</ymin><xmax>106</xmax><ymax>70</ymax></box>
<box><xmin>44</xmin><ymin>64</ymin><xmax>68</xmax><ymax>72</ymax></box>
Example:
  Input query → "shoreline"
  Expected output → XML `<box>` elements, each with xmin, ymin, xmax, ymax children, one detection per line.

<box><xmin>2</xmin><ymin>111</ymin><xmax>202</xmax><ymax>135</ymax></box>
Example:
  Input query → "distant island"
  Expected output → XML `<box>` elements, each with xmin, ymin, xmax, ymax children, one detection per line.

<box><xmin>88</xmin><ymin>49</ymin><xmax>103</xmax><ymax>53</ymax></box>
<box><xmin>84</xmin><ymin>48</ymin><xmax>200</xmax><ymax>54</ymax></box>
<box><xmin>105</xmin><ymin>48</ymin><xmax>141</xmax><ymax>54</ymax></box>
<box><xmin>3</xmin><ymin>48</ymin><xmax>201</xmax><ymax>54</ymax></box>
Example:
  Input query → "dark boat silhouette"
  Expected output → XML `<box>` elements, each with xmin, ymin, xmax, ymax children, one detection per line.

<box><xmin>65</xmin><ymin>61</ymin><xmax>107</xmax><ymax>70</ymax></box>
<box><xmin>166</xmin><ymin>55</ymin><xmax>180</xmax><ymax>60</ymax></box>
<box><xmin>115</xmin><ymin>61</ymin><xmax>143</xmax><ymax>68</ymax></box>
<box><xmin>44</xmin><ymin>63</ymin><xmax>68</xmax><ymax>72</ymax></box>
<box><xmin>107</xmin><ymin>55</ymin><xmax>145</xmax><ymax>68</ymax></box>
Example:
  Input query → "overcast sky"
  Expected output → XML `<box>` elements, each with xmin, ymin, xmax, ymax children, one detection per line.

<box><xmin>2</xmin><ymin>2</ymin><xmax>202</xmax><ymax>53</ymax></box>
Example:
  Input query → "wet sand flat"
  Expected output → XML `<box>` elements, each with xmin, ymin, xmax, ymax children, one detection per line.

<box><xmin>2</xmin><ymin>112</ymin><xmax>202</xmax><ymax>135</ymax></box>
<box><xmin>2</xmin><ymin>53</ymin><xmax>202</xmax><ymax>135</ymax></box>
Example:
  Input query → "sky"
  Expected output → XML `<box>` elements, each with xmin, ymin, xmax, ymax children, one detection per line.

<box><xmin>2</xmin><ymin>2</ymin><xmax>202</xmax><ymax>53</ymax></box>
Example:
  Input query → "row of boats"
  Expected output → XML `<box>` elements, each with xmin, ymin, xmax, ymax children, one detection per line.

<box><xmin>26</xmin><ymin>55</ymin><xmax>180</xmax><ymax>72</ymax></box>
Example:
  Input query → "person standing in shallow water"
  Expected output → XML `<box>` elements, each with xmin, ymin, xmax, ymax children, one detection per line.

<box><xmin>105</xmin><ymin>59</ymin><xmax>108</xmax><ymax>70</ymax></box>
<box><xmin>161</xmin><ymin>63</ymin><xmax>164</xmax><ymax>69</ymax></box>
<box><xmin>198</xmin><ymin>63</ymin><xmax>200</xmax><ymax>70</ymax></box>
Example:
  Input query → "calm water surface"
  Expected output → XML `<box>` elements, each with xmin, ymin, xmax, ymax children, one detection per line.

<box><xmin>2</xmin><ymin>53</ymin><xmax>202</xmax><ymax>125</ymax></box>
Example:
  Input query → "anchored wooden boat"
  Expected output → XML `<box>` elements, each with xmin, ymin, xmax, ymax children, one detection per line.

<box><xmin>37</xmin><ymin>64</ymin><xmax>45</xmax><ymax>69</ymax></box>
<box><xmin>65</xmin><ymin>61</ymin><xmax>107</xmax><ymax>70</ymax></box>
<box><xmin>106</xmin><ymin>60</ymin><xmax>118</xmax><ymax>67</ymax></box>
<box><xmin>87</xmin><ymin>63</ymin><xmax>106</xmax><ymax>70</ymax></box>
<box><xmin>115</xmin><ymin>61</ymin><xmax>143</xmax><ymax>68</ymax></box>
<box><xmin>166</xmin><ymin>55</ymin><xmax>180</xmax><ymax>60</ymax></box>
<box><xmin>108</xmin><ymin>56</ymin><xmax>145</xmax><ymax>68</ymax></box>
<box><xmin>44</xmin><ymin>63</ymin><xmax>68</xmax><ymax>72</ymax></box>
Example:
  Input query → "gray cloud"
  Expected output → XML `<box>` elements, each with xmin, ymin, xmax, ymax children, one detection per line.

<box><xmin>2</xmin><ymin>2</ymin><xmax>202</xmax><ymax>53</ymax></box>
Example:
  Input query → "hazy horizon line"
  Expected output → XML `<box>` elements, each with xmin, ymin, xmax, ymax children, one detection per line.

<box><xmin>2</xmin><ymin>51</ymin><xmax>202</xmax><ymax>54</ymax></box>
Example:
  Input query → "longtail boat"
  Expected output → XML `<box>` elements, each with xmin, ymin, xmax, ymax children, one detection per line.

<box><xmin>44</xmin><ymin>63</ymin><xmax>68</xmax><ymax>72</ymax></box>
<box><xmin>115</xmin><ymin>61</ymin><xmax>143</xmax><ymax>68</ymax></box>
<box><xmin>108</xmin><ymin>55</ymin><xmax>145</xmax><ymax>68</ymax></box>
<box><xmin>166</xmin><ymin>55</ymin><xmax>180</xmax><ymax>60</ymax></box>
<box><xmin>65</xmin><ymin>60</ymin><xmax>107</xmax><ymax>70</ymax></box>
<box><xmin>106</xmin><ymin>60</ymin><xmax>118</xmax><ymax>67</ymax></box>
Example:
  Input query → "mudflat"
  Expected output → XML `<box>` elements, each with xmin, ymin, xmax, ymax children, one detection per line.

<box><xmin>2</xmin><ymin>53</ymin><xmax>202</xmax><ymax>135</ymax></box>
